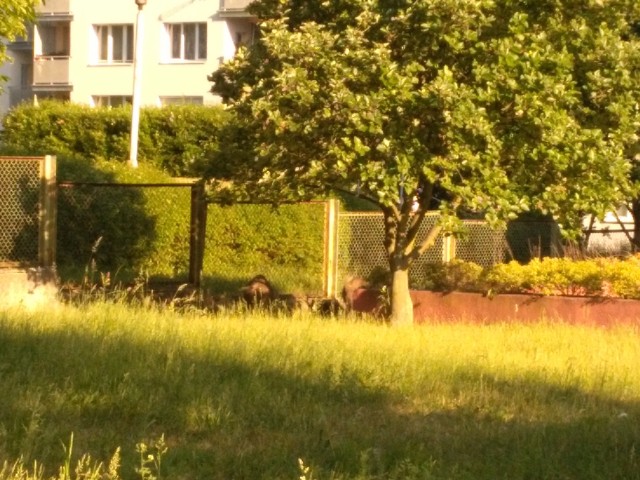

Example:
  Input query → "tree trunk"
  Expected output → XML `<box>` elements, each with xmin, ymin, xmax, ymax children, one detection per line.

<box><xmin>632</xmin><ymin>199</ymin><xmax>640</xmax><ymax>252</ymax></box>
<box><xmin>389</xmin><ymin>267</ymin><xmax>413</xmax><ymax>326</ymax></box>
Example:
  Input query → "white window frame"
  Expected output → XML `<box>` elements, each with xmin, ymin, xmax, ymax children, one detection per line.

<box><xmin>94</xmin><ymin>24</ymin><xmax>134</xmax><ymax>64</ymax></box>
<box><xmin>164</xmin><ymin>23</ymin><xmax>207</xmax><ymax>62</ymax></box>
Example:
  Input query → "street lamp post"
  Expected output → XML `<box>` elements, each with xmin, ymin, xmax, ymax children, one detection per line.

<box><xmin>128</xmin><ymin>0</ymin><xmax>147</xmax><ymax>168</ymax></box>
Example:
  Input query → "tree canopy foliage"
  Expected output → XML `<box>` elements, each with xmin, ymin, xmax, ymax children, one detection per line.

<box><xmin>209</xmin><ymin>0</ymin><xmax>640</xmax><ymax>324</ymax></box>
<box><xmin>0</xmin><ymin>0</ymin><xmax>38</xmax><ymax>86</ymax></box>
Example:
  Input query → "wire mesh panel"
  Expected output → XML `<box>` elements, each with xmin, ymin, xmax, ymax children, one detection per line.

<box><xmin>337</xmin><ymin>211</ymin><xmax>560</xmax><ymax>287</ymax></box>
<box><xmin>203</xmin><ymin>202</ymin><xmax>326</xmax><ymax>295</ymax></box>
<box><xmin>57</xmin><ymin>183</ymin><xmax>193</xmax><ymax>283</ymax></box>
<box><xmin>337</xmin><ymin>212</ymin><xmax>444</xmax><ymax>286</ymax></box>
<box><xmin>0</xmin><ymin>157</ymin><xmax>41</xmax><ymax>265</ymax></box>
<box><xmin>456</xmin><ymin>221</ymin><xmax>508</xmax><ymax>268</ymax></box>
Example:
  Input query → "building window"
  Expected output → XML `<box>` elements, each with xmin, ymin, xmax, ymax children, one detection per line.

<box><xmin>93</xmin><ymin>95</ymin><xmax>132</xmax><ymax>107</ymax></box>
<box><xmin>35</xmin><ymin>92</ymin><xmax>71</xmax><ymax>102</ymax></box>
<box><xmin>165</xmin><ymin>23</ymin><xmax>207</xmax><ymax>61</ymax></box>
<box><xmin>160</xmin><ymin>96</ymin><xmax>204</xmax><ymax>106</ymax></box>
<box><xmin>95</xmin><ymin>25</ymin><xmax>134</xmax><ymax>63</ymax></box>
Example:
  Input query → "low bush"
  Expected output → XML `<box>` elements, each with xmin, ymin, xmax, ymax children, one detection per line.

<box><xmin>421</xmin><ymin>259</ymin><xmax>484</xmax><ymax>292</ymax></box>
<box><xmin>419</xmin><ymin>255</ymin><xmax>640</xmax><ymax>299</ymax></box>
<box><xmin>599</xmin><ymin>256</ymin><xmax>640</xmax><ymax>299</ymax></box>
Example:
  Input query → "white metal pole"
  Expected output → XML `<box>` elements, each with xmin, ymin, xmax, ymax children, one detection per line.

<box><xmin>128</xmin><ymin>0</ymin><xmax>146</xmax><ymax>168</ymax></box>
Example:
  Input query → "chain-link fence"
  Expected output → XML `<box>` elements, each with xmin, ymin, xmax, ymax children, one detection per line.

<box><xmin>337</xmin><ymin>212</ymin><xmax>445</xmax><ymax>286</ymax></box>
<box><xmin>337</xmin><ymin>212</ymin><xmax>561</xmax><ymax>287</ymax></box>
<box><xmin>56</xmin><ymin>185</ymin><xmax>327</xmax><ymax>295</ymax></box>
<box><xmin>57</xmin><ymin>182</ymin><xmax>195</xmax><ymax>283</ymax></box>
<box><xmin>0</xmin><ymin>156</ymin><xmax>55</xmax><ymax>267</ymax></box>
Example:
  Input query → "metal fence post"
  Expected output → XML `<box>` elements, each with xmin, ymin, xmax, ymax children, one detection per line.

<box><xmin>442</xmin><ymin>234</ymin><xmax>456</xmax><ymax>263</ymax></box>
<box><xmin>323</xmin><ymin>198</ymin><xmax>339</xmax><ymax>298</ymax></box>
<box><xmin>189</xmin><ymin>181</ymin><xmax>207</xmax><ymax>288</ymax></box>
<box><xmin>39</xmin><ymin>155</ymin><xmax>56</xmax><ymax>268</ymax></box>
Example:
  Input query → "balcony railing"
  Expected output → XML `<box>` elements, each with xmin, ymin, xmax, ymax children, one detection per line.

<box><xmin>37</xmin><ymin>0</ymin><xmax>71</xmax><ymax>16</ymax></box>
<box><xmin>33</xmin><ymin>57</ymin><xmax>70</xmax><ymax>85</ymax></box>
<box><xmin>221</xmin><ymin>0</ymin><xmax>252</xmax><ymax>9</ymax></box>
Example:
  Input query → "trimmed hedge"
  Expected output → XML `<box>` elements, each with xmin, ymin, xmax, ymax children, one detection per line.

<box><xmin>203</xmin><ymin>203</ymin><xmax>326</xmax><ymax>295</ymax></box>
<box><xmin>54</xmin><ymin>158</ymin><xmax>326</xmax><ymax>293</ymax></box>
<box><xmin>56</xmin><ymin>159</ymin><xmax>192</xmax><ymax>283</ymax></box>
<box><xmin>0</xmin><ymin>100</ymin><xmax>230</xmax><ymax>176</ymax></box>
<box><xmin>417</xmin><ymin>257</ymin><xmax>640</xmax><ymax>299</ymax></box>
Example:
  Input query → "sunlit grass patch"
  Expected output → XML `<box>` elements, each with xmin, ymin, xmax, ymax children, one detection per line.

<box><xmin>0</xmin><ymin>302</ymin><xmax>639</xmax><ymax>479</ymax></box>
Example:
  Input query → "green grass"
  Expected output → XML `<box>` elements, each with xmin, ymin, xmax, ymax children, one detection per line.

<box><xmin>0</xmin><ymin>302</ymin><xmax>639</xmax><ymax>479</ymax></box>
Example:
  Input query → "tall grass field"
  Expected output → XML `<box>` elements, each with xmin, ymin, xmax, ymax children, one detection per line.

<box><xmin>0</xmin><ymin>302</ymin><xmax>639</xmax><ymax>479</ymax></box>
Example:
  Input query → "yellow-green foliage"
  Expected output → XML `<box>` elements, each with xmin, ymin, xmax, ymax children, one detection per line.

<box><xmin>420</xmin><ymin>259</ymin><xmax>484</xmax><ymax>292</ymax></box>
<box><xmin>54</xmin><ymin>159</ymin><xmax>325</xmax><ymax>290</ymax></box>
<box><xmin>481</xmin><ymin>260</ymin><xmax>527</xmax><ymax>293</ymax></box>
<box><xmin>485</xmin><ymin>258</ymin><xmax>604</xmax><ymax>296</ymax></box>
<box><xmin>599</xmin><ymin>256</ymin><xmax>640</xmax><ymax>299</ymax></box>
<box><xmin>424</xmin><ymin>256</ymin><xmax>640</xmax><ymax>299</ymax></box>
<box><xmin>56</xmin><ymin>159</ymin><xmax>191</xmax><ymax>282</ymax></box>
<box><xmin>203</xmin><ymin>203</ymin><xmax>325</xmax><ymax>294</ymax></box>
<box><xmin>0</xmin><ymin>101</ymin><xmax>230</xmax><ymax>176</ymax></box>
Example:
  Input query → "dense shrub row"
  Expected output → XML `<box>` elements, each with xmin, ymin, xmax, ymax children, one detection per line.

<box><xmin>0</xmin><ymin>101</ymin><xmax>230</xmax><ymax>176</ymax></box>
<box><xmin>419</xmin><ymin>257</ymin><xmax>640</xmax><ymax>299</ymax></box>
<box><xmin>55</xmin><ymin>159</ymin><xmax>325</xmax><ymax>291</ymax></box>
<box><xmin>56</xmin><ymin>159</ymin><xmax>192</xmax><ymax>282</ymax></box>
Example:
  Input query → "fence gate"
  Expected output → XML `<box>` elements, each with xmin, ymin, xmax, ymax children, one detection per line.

<box><xmin>0</xmin><ymin>156</ymin><xmax>56</xmax><ymax>268</ymax></box>
<box><xmin>0</xmin><ymin>156</ymin><xmax>57</xmax><ymax>308</ymax></box>
<box><xmin>56</xmin><ymin>181</ymin><xmax>205</xmax><ymax>286</ymax></box>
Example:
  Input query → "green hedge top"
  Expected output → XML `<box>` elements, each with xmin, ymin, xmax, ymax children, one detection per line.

<box><xmin>0</xmin><ymin>100</ymin><xmax>230</xmax><ymax>177</ymax></box>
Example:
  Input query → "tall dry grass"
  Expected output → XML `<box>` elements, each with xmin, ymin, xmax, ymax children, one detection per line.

<box><xmin>0</xmin><ymin>301</ymin><xmax>639</xmax><ymax>479</ymax></box>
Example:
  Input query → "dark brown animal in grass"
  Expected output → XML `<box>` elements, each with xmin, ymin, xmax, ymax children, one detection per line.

<box><xmin>240</xmin><ymin>274</ymin><xmax>275</xmax><ymax>308</ymax></box>
<box><xmin>341</xmin><ymin>275</ymin><xmax>370</xmax><ymax>312</ymax></box>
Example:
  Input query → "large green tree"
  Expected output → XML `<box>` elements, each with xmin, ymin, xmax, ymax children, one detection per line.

<box><xmin>0</xmin><ymin>0</ymin><xmax>38</xmax><ymax>87</ymax></box>
<box><xmin>209</xmin><ymin>0</ymin><xmax>640</xmax><ymax>325</ymax></box>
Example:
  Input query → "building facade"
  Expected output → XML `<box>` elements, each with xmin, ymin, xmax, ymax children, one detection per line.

<box><xmin>0</xmin><ymin>0</ymin><xmax>255</xmax><ymax>115</ymax></box>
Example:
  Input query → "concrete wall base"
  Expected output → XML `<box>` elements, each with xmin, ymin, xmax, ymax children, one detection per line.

<box><xmin>0</xmin><ymin>267</ymin><xmax>58</xmax><ymax>309</ymax></box>
<box><xmin>352</xmin><ymin>289</ymin><xmax>640</xmax><ymax>326</ymax></box>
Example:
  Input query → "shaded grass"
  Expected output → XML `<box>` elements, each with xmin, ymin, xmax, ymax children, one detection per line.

<box><xmin>0</xmin><ymin>302</ymin><xmax>639</xmax><ymax>479</ymax></box>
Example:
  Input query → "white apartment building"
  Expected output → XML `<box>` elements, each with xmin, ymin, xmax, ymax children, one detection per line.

<box><xmin>0</xmin><ymin>0</ymin><xmax>255</xmax><ymax>115</ymax></box>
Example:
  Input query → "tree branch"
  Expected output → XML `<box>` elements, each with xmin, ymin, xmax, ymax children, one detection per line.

<box><xmin>331</xmin><ymin>184</ymin><xmax>381</xmax><ymax>208</ymax></box>
<box><xmin>402</xmin><ymin>181</ymin><xmax>434</xmax><ymax>256</ymax></box>
<box><xmin>409</xmin><ymin>196</ymin><xmax>461</xmax><ymax>261</ymax></box>
<box><xmin>612</xmin><ymin>207</ymin><xmax>635</xmax><ymax>247</ymax></box>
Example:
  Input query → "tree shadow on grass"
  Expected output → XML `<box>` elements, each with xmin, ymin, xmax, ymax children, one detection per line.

<box><xmin>0</xmin><ymin>320</ymin><xmax>638</xmax><ymax>480</ymax></box>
